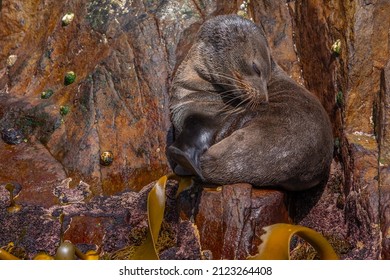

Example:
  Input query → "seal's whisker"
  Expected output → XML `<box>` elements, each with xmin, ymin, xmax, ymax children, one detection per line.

<box><xmin>218</xmin><ymin>103</ymin><xmax>237</xmax><ymax>113</ymax></box>
<box><xmin>218</xmin><ymin>95</ymin><xmax>252</xmax><ymax>115</ymax></box>
<box><xmin>224</xmin><ymin>94</ymin><xmax>251</xmax><ymax>107</ymax></box>
<box><xmin>235</xmin><ymin>96</ymin><xmax>252</xmax><ymax>108</ymax></box>
<box><xmin>219</xmin><ymin>88</ymin><xmax>245</xmax><ymax>95</ymax></box>
<box><xmin>201</xmin><ymin>88</ymin><xmax>241</xmax><ymax>95</ymax></box>
<box><xmin>212</xmin><ymin>81</ymin><xmax>247</xmax><ymax>91</ymax></box>
<box><xmin>220</xmin><ymin>106</ymin><xmax>245</xmax><ymax>119</ymax></box>
<box><xmin>218</xmin><ymin>97</ymin><xmax>249</xmax><ymax>114</ymax></box>
<box><xmin>219</xmin><ymin>90</ymin><xmax>248</xmax><ymax>102</ymax></box>
<box><xmin>211</xmin><ymin>72</ymin><xmax>249</xmax><ymax>87</ymax></box>
<box><xmin>249</xmin><ymin>98</ymin><xmax>261</xmax><ymax>110</ymax></box>
<box><xmin>247</xmin><ymin>98</ymin><xmax>256</xmax><ymax>110</ymax></box>
<box><xmin>248</xmin><ymin>100</ymin><xmax>257</xmax><ymax>111</ymax></box>
<box><xmin>221</xmin><ymin>93</ymin><xmax>246</xmax><ymax>102</ymax></box>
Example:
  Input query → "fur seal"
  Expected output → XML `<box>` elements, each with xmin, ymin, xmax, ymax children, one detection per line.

<box><xmin>168</xmin><ymin>15</ymin><xmax>333</xmax><ymax>191</ymax></box>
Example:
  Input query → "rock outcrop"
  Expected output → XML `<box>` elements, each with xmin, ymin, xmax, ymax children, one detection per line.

<box><xmin>0</xmin><ymin>0</ymin><xmax>389</xmax><ymax>259</ymax></box>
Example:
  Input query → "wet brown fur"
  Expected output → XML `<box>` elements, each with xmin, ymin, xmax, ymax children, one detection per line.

<box><xmin>168</xmin><ymin>15</ymin><xmax>333</xmax><ymax>191</ymax></box>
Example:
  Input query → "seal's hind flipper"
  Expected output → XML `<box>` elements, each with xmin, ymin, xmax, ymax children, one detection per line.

<box><xmin>167</xmin><ymin>146</ymin><xmax>204</xmax><ymax>181</ymax></box>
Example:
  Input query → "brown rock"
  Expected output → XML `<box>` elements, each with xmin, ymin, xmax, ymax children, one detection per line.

<box><xmin>0</xmin><ymin>0</ymin><xmax>238</xmax><ymax>195</ymax></box>
<box><xmin>288</xmin><ymin>160</ymin><xmax>351</xmax><ymax>258</ymax></box>
<box><xmin>252</xmin><ymin>0</ymin><xmax>303</xmax><ymax>83</ymax></box>
<box><xmin>0</xmin><ymin>140</ymin><xmax>64</xmax><ymax>208</ymax></box>
<box><xmin>187</xmin><ymin>186</ymin><xmax>224</xmax><ymax>258</ymax></box>
<box><xmin>0</xmin><ymin>180</ymin><xmax>201</xmax><ymax>259</ymax></box>
<box><xmin>63</xmin><ymin>216</ymin><xmax>107</xmax><ymax>247</ymax></box>
<box><xmin>288</xmin><ymin>0</ymin><xmax>389</xmax><ymax>259</ymax></box>
<box><xmin>378</xmin><ymin>61</ymin><xmax>390</xmax><ymax>259</ymax></box>
<box><xmin>341</xmin><ymin>133</ymin><xmax>381</xmax><ymax>259</ymax></box>
<box><xmin>185</xmin><ymin>184</ymin><xmax>289</xmax><ymax>260</ymax></box>
<box><xmin>292</xmin><ymin>1</ymin><xmax>340</xmax><ymax>133</ymax></box>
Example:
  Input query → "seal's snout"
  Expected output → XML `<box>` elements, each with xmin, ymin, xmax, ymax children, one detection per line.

<box><xmin>248</xmin><ymin>88</ymin><xmax>269</xmax><ymax>108</ymax></box>
<box><xmin>258</xmin><ymin>82</ymin><xmax>270</xmax><ymax>105</ymax></box>
<box><xmin>261</xmin><ymin>90</ymin><xmax>269</xmax><ymax>104</ymax></box>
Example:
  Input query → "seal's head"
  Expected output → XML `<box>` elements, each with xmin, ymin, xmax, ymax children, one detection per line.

<box><xmin>196</xmin><ymin>15</ymin><xmax>271</xmax><ymax>111</ymax></box>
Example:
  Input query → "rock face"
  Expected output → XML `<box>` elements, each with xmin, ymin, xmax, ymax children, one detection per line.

<box><xmin>0</xmin><ymin>0</ymin><xmax>389</xmax><ymax>259</ymax></box>
<box><xmin>178</xmin><ymin>183</ymin><xmax>290</xmax><ymax>260</ymax></box>
<box><xmin>378</xmin><ymin>61</ymin><xmax>390</xmax><ymax>260</ymax></box>
<box><xmin>0</xmin><ymin>1</ymin><xmax>237</xmax><ymax>195</ymax></box>
<box><xmin>0</xmin><ymin>180</ymin><xmax>202</xmax><ymax>259</ymax></box>
<box><xmin>288</xmin><ymin>0</ymin><xmax>390</xmax><ymax>260</ymax></box>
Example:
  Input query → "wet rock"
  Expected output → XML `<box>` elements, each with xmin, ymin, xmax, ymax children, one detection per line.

<box><xmin>178</xmin><ymin>183</ymin><xmax>289</xmax><ymax>260</ymax></box>
<box><xmin>378</xmin><ymin>61</ymin><xmax>390</xmax><ymax>259</ymax></box>
<box><xmin>0</xmin><ymin>180</ymin><xmax>201</xmax><ymax>260</ymax></box>
<box><xmin>0</xmin><ymin>0</ymin><xmax>238</xmax><ymax>195</ymax></box>
<box><xmin>159</xmin><ymin>221</ymin><xmax>202</xmax><ymax>260</ymax></box>
<box><xmin>0</xmin><ymin>139</ymin><xmax>64</xmax><ymax>208</ymax></box>
<box><xmin>0</xmin><ymin>206</ymin><xmax>62</xmax><ymax>258</ymax></box>
<box><xmin>62</xmin><ymin>216</ymin><xmax>108</xmax><ymax>247</ymax></box>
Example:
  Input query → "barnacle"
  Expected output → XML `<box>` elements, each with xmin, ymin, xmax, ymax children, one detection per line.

<box><xmin>64</xmin><ymin>71</ymin><xmax>76</xmax><ymax>85</ymax></box>
<box><xmin>6</xmin><ymin>55</ymin><xmax>17</xmax><ymax>67</ymax></box>
<box><xmin>60</xmin><ymin>105</ymin><xmax>70</xmax><ymax>116</ymax></box>
<box><xmin>331</xmin><ymin>39</ymin><xmax>341</xmax><ymax>55</ymax></box>
<box><xmin>100</xmin><ymin>151</ymin><xmax>114</xmax><ymax>166</ymax></box>
<box><xmin>237</xmin><ymin>0</ymin><xmax>252</xmax><ymax>20</ymax></box>
<box><xmin>41</xmin><ymin>89</ymin><xmax>54</xmax><ymax>99</ymax></box>
<box><xmin>62</xmin><ymin>12</ymin><xmax>75</xmax><ymax>26</ymax></box>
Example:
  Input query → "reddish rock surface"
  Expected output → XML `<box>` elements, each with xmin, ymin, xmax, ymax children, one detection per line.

<box><xmin>0</xmin><ymin>140</ymin><xmax>64</xmax><ymax>208</ymax></box>
<box><xmin>1</xmin><ymin>0</ymin><xmax>389</xmax><ymax>259</ymax></box>
<box><xmin>378</xmin><ymin>60</ymin><xmax>390</xmax><ymax>259</ymax></box>
<box><xmin>0</xmin><ymin>180</ymin><xmax>201</xmax><ymax>259</ymax></box>
<box><xmin>180</xmin><ymin>184</ymin><xmax>289</xmax><ymax>260</ymax></box>
<box><xmin>253</xmin><ymin>0</ymin><xmax>389</xmax><ymax>259</ymax></box>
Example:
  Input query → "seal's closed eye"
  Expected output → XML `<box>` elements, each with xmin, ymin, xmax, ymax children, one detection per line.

<box><xmin>252</xmin><ymin>62</ymin><xmax>261</xmax><ymax>76</ymax></box>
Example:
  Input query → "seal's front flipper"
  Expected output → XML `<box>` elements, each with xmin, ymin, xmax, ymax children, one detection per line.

<box><xmin>167</xmin><ymin>146</ymin><xmax>205</xmax><ymax>181</ymax></box>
